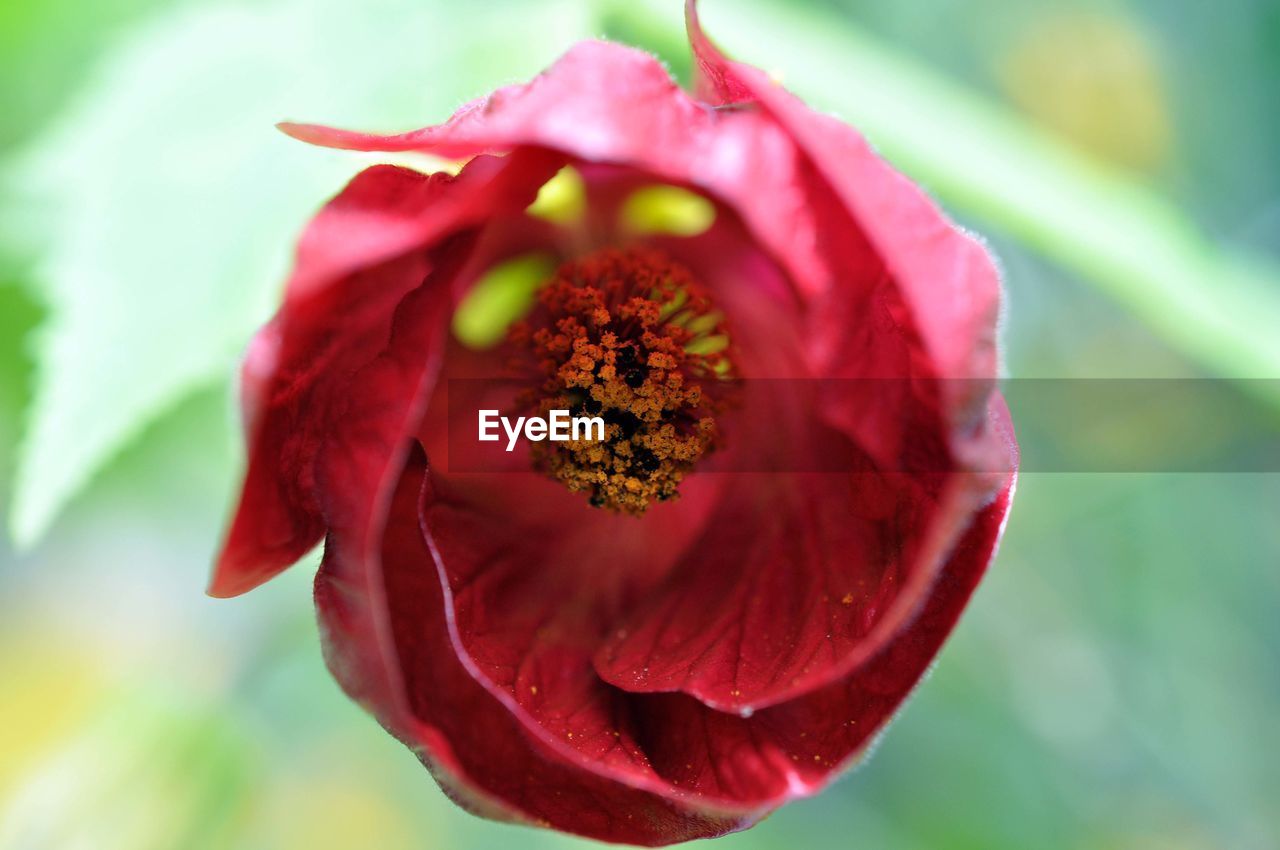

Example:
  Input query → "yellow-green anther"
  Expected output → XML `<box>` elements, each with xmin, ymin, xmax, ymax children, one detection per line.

<box><xmin>621</xmin><ymin>185</ymin><xmax>716</xmax><ymax>237</ymax></box>
<box><xmin>526</xmin><ymin>166</ymin><xmax>586</xmax><ymax>224</ymax></box>
<box><xmin>452</xmin><ymin>254</ymin><xmax>557</xmax><ymax>349</ymax></box>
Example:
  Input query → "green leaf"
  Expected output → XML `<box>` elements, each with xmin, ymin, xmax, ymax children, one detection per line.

<box><xmin>4</xmin><ymin>0</ymin><xmax>594</xmax><ymax>547</ymax></box>
<box><xmin>0</xmin><ymin>283</ymin><xmax>41</xmax><ymax>532</ymax></box>
<box><xmin>0</xmin><ymin>0</ymin><xmax>175</xmax><ymax>151</ymax></box>
<box><xmin>633</xmin><ymin>0</ymin><xmax>1280</xmax><ymax>390</ymax></box>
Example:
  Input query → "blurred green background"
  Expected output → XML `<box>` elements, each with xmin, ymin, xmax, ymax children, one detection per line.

<box><xmin>1</xmin><ymin>0</ymin><xmax>1278</xmax><ymax>848</ymax></box>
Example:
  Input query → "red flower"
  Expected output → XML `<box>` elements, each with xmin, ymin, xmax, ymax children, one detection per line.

<box><xmin>211</xmin><ymin>3</ymin><xmax>1017</xmax><ymax>844</ymax></box>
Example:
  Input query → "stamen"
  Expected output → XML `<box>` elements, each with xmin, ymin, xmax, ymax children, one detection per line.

<box><xmin>620</xmin><ymin>185</ymin><xmax>716</xmax><ymax>237</ymax></box>
<box><xmin>509</xmin><ymin>247</ymin><xmax>735</xmax><ymax>514</ymax></box>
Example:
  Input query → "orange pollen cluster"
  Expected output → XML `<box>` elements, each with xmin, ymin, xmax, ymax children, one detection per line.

<box><xmin>509</xmin><ymin>247</ymin><xmax>735</xmax><ymax>514</ymax></box>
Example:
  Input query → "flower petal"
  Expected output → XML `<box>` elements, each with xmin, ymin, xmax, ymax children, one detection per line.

<box><xmin>210</xmin><ymin>150</ymin><xmax>561</xmax><ymax>597</ymax></box>
<box><xmin>594</xmin><ymin>392</ymin><xmax>1012</xmax><ymax>711</ymax></box>
<box><xmin>683</xmin><ymin>0</ymin><xmax>1002</xmax><ymax>423</ymax></box>
<box><xmin>402</xmin><ymin>350</ymin><xmax>1014</xmax><ymax>800</ymax></box>
<box><xmin>275</xmin><ymin>34</ymin><xmax>1001</xmax><ymax>428</ymax></box>
<box><xmin>684</xmin><ymin>0</ymin><xmax>755</xmax><ymax>105</ymax></box>
<box><xmin>320</xmin><ymin>447</ymin><xmax>765</xmax><ymax>845</ymax></box>
<box><xmin>622</xmin><ymin>453</ymin><xmax>1014</xmax><ymax>801</ymax></box>
<box><xmin>277</xmin><ymin>40</ymin><xmax>831</xmax><ymax>299</ymax></box>
<box><xmin>324</xmin><ymin>409</ymin><xmax>1014</xmax><ymax>837</ymax></box>
<box><xmin>598</xmin><ymin>171</ymin><xmax>1009</xmax><ymax>710</ymax></box>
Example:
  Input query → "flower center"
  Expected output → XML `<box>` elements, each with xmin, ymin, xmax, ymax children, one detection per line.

<box><xmin>510</xmin><ymin>247</ymin><xmax>735</xmax><ymax>514</ymax></box>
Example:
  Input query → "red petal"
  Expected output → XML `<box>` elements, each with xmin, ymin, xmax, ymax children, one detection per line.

<box><xmin>321</xmin><ymin>417</ymin><xmax>1014</xmax><ymax>838</ymax></box>
<box><xmin>684</xmin><ymin>0</ymin><xmax>755</xmax><ymax>105</ymax></box>
<box><xmin>683</xmin><ymin>453</ymin><xmax>1015</xmax><ymax>797</ymax></box>
<box><xmin>210</xmin><ymin>168</ymin><xmax>437</xmax><ymax>598</ymax></box>
<box><xmin>443</xmin><ymin>157</ymin><xmax>1006</xmax><ymax>712</ymax></box>
<box><xmin>399</xmin><ymin>331</ymin><xmax>1014</xmax><ymax>800</ymax></box>
<box><xmin>306</xmin><ymin>232</ymin><xmax>478</xmax><ymax>720</ymax></box>
<box><xmin>210</xmin><ymin>150</ymin><xmax>561</xmax><ymax>597</ymax></box>
<box><xmin>594</xmin><ymin>386</ymin><xmax>1013</xmax><ymax>710</ymax></box>
<box><xmin>682</xmin><ymin>2</ymin><xmax>1002</xmax><ymax>423</ymax></box>
<box><xmin>277</xmin><ymin>35</ymin><xmax>1001</xmax><ymax>418</ymax></box>
<box><xmin>624</xmin><ymin>455</ymin><xmax>1015</xmax><ymax>801</ymax></box>
<box><xmin>590</xmin><ymin>179</ymin><xmax>1010</xmax><ymax>708</ymax></box>
<box><xmin>319</xmin><ymin>448</ymin><xmax>764</xmax><ymax>845</ymax></box>
<box><xmin>276</xmin><ymin>41</ymin><xmax>832</xmax><ymax>295</ymax></box>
